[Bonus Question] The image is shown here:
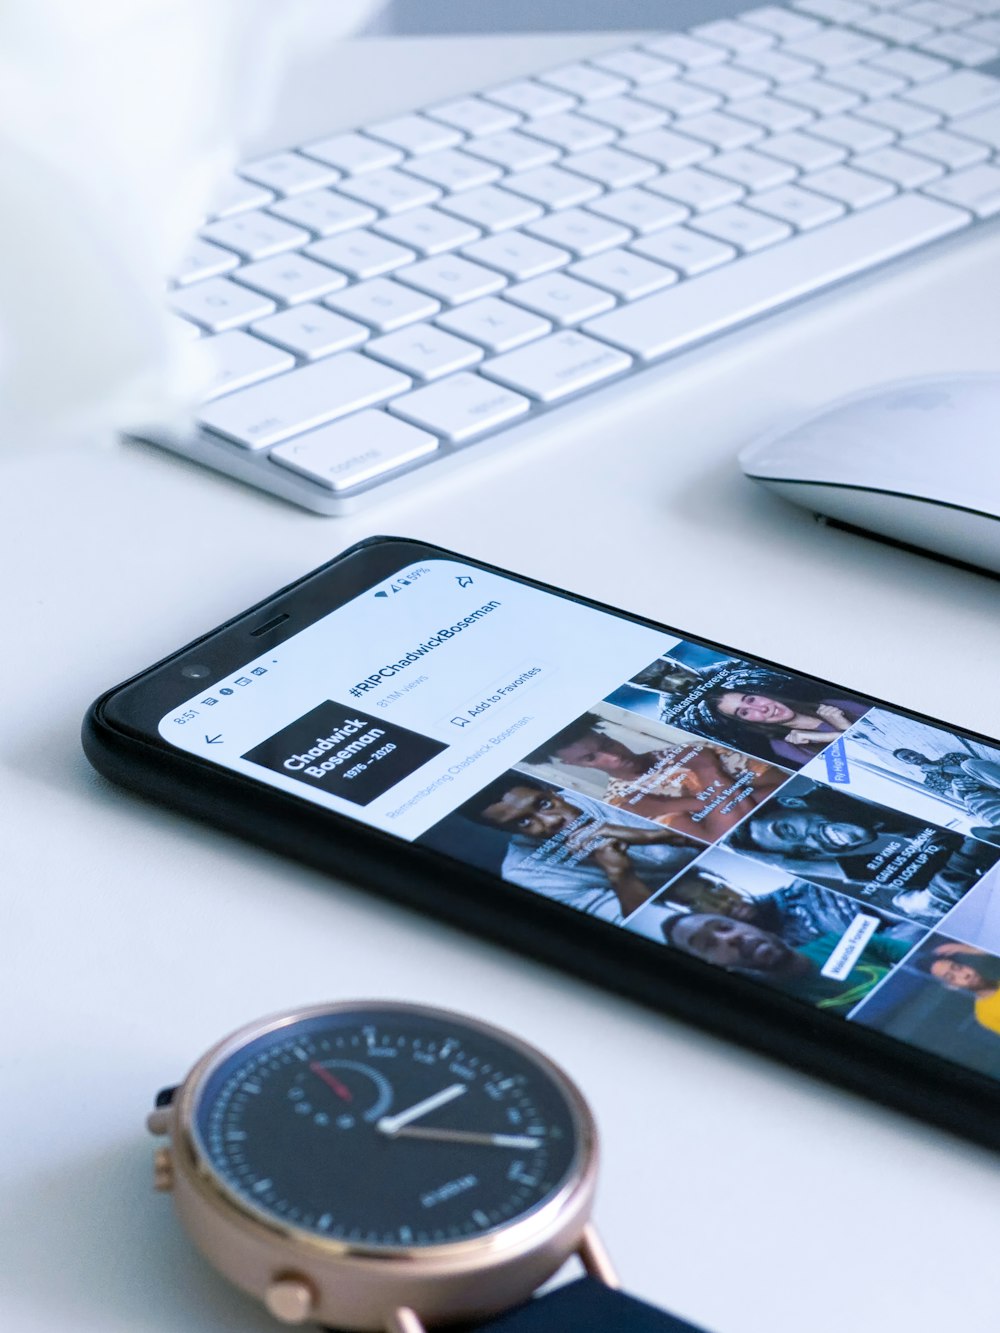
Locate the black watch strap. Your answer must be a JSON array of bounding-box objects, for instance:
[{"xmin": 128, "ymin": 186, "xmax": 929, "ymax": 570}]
[{"xmin": 471, "ymin": 1276, "xmax": 707, "ymax": 1333}]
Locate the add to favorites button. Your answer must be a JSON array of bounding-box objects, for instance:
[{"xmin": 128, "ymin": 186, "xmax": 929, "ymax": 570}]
[
  {"xmin": 821, "ymin": 914, "xmax": 880, "ymax": 981},
  {"xmin": 444, "ymin": 661, "xmax": 547, "ymax": 730}
]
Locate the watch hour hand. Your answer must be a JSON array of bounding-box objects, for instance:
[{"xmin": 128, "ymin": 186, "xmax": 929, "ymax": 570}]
[{"xmin": 376, "ymin": 1082, "xmax": 466, "ymax": 1135}]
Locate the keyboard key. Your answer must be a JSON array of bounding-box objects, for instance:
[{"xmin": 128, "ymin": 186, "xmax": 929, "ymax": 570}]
[
  {"xmin": 403, "ymin": 149, "xmax": 503, "ymax": 193},
  {"xmin": 852, "ymin": 145, "xmax": 945, "ymax": 186},
  {"xmin": 620, "ymin": 127, "xmax": 713, "ymax": 169},
  {"xmin": 325, "ymin": 278, "xmax": 440, "ymax": 331},
  {"xmin": 233, "ymin": 253, "xmax": 347, "ymax": 303},
  {"xmin": 439, "ymin": 186, "xmax": 544, "ymax": 232},
  {"xmin": 732, "ymin": 95, "xmax": 816, "ymax": 132},
  {"xmin": 484, "ymin": 79, "xmax": 576, "ymax": 119},
  {"xmin": 740, "ymin": 6, "xmax": 824, "ymax": 41},
  {"xmin": 757, "ymin": 130, "xmax": 847, "ymax": 171},
  {"xmin": 868, "ymin": 48, "xmax": 951, "ymax": 82},
  {"xmin": 577, "ymin": 95, "xmax": 668, "ymax": 134},
  {"xmin": 240, "ymin": 152, "xmax": 339, "ymax": 196},
  {"xmin": 751, "ymin": 183, "xmax": 847, "ymax": 228},
  {"xmin": 919, "ymin": 30, "xmax": 999, "ymax": 62},
  {"xmin": 303, "ymin": 132, "xmax": 402, "ymax": 175},
  {"xmin": 733, "ymin": 49, "xmax": 819, "ymax": 85},
  {"xmin": 436, "ymin": 297, "xmax": 553, "ymax": 352},
  {"xmin": 569, "ymin": 248, "xmax": 678, "ymax": 298},
  {"xmin": 199, "ymin": 211, "xmax": 310, "ymax": 261},
  {"xmin": 681, "ymin": 111, "xmax": 764, "ymax": 149},
  {"xmin": 793, "ymin": 0, "xmax": 873, "ymax": 21},
  {"xmin": 252, "ymin": 304, "xmax": 370, "ymax": 359},
  {"xmin": 635, "ymin": 79, "xmax": 721, "ymax": 117},
  {"xmin": 208, "ymin": 177, "xmax": 275, "ymax": 219},
  {"xmin": 503, "ymin": 165, "xmax": 602, "ymax": 209},
  {"xmin": 588, "ymin": 186, "xmax": 690, "ymax": 232},
  {"xmin": 365, "ymin": 323, "xmax": 483, "ymax": 379},
  {"xmin": 691, "ymin": 203, "xmax": 794, "ymax": 250},
  {"xmin": 646, "ymin": 167, "xmax": 744, "ymax": 212},
  {"xmin": 504, "ymin": 273, "xmax": 616, "ymax": 324},
  {"xmin": 374, "ymin": 207, "xmax": 481, "ymax": 255},
  {"xmin": 922, "ymin": 162, "xmax": 1000, "ymax": 214},
  {"xmin": 964, "ymin": 18, "xmax": 1000, "ymax": 43},
  {"xmin": 395, "ymin": 255, "xmax": 507, "ymax": 305},
  {"xmin": 825, "ymin": 64, "xmax": 908, "ymax": 99},
  {"xmin": 785, "ymin": 30, "xmax": 886, "ymax": 67},
  {"xmin": 426, "ymin": 96, "xmax": 521, "ymax": 137},
  {"xmin": 462, "ymin": 231, "xmax": 570, "ymax": 279},
  {"xmin": 270, "ymin": 190, "xmax": 377, "ymax": 238},
  {"xmin": 584, "ymin": 194, "xmax": 969, "ymax": 360},
  {"xmin": 803, "ymin": 164, "xmax": 898, "ymax": 207},
  {"xmin": 692, "ymin": 18, "xmax": 774, "ymax": 53},
  {"xmin": 538, "ymin": 63, "xmax": 629, "ymax": 101},
  {"xmin": 643, "ymin": 35, "xmax": 728, "ymax": 69},
  {"xmin": 367, "ymin": 114, "xmax": 463, "ymax": 156},
  {"xmin": 337, "ymin": 169, "xmax": 442, "ymax": 214},
  {"xmin": 563, "ymin": 147, "xmax": 659, "ymax": 188},
  {"xmin": 462, "ymin": 131, "xmax": 560, "ymax": 172},
  {"xmin": 521, "ymin": 112, "xmax": 616, "ymax": 153},
  {"xmin": 196, "ymin": 331, "xmax": 295, "ymax": 401},
  {"xmin": 687, "ymin": 65, "xmax": 771, "ymax": 101},
  {"xmin": 389, "ymin": 371, "xmax": 530, "ymax": 441},
  {"xmin": 306, "ymin": 231, "xmax": 416, "ymax": 280},
  {"xmin": 525, "ymin": 208, "xmax": 632, "ymax": 255},
  {"xmin": 856, "ymin": 96, "xmax": 942, "ymax": 135},
  {"xmin": 702, "ymin": 148, "xmax": 798, "ymax": 191},
  {"xmin": 854, "ymin": 13, "xmax": 935, "ymax": 41},
  {"xmin": 590, "ymin": 48, "xmax": 681, "ymax": 85},
  {"xmin": 171, "ymin": 238, "xmax": 239, "ymax": 286},
  {"xmin": 905, "ymin": 127, "xmax": 991, "ymax": 167},
  {"xmin": 481, "ymin": 329, "xmax": 632, "ymax": 402},
  {"xmin": 904, "ymin": 70, "xmax": 1000, "ymax": 115},
  {"xmin": 810, "ymin": 114, "xmax": 897, "ymax": 152},
  {"xmin": 779, "ymin": 78, "xmax": 861, "ymax": 115},
  {"xmin": 630, "ymin": 225, "xmax": 738, "ymax": 275},
  {"xmin": 198, "ymin": 353, "xmax": 411, "ymax": 448},
  {"xmin": 271, "ymin": 412, "xmax": 438, "ymax": 491},
  {"xmin": 169, "ymin": 278, "xmax": 276, "ymax": 332}
]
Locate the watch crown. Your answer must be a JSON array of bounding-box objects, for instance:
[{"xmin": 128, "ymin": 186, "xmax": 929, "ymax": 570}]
[
  {"xmin": 264, "ymin": 1275, "xmax": 317, "ymax": 1324},
  {"xmin": 152, "ymin": 1147, "xmax": 173, "ymax": 1192}
]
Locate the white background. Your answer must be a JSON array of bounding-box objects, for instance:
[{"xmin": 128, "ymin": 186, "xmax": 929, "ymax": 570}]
[{"xmin": 4, "ymin": 22, "xmax": 1000, "ymax": 1333}]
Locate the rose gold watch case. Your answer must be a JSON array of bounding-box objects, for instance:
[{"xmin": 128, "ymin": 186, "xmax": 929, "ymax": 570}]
[{"xmin": 156, "ymin": 1001, "xmax": 600, "ymax": 1331}]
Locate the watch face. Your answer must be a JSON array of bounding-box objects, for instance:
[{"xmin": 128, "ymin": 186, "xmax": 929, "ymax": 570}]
[{"xmin": 189, "ymin": 1004, "xmax": 584, "ymax": 1250}]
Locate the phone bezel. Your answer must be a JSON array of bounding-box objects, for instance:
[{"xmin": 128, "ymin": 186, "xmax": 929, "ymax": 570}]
[{"xmin": 83, "ymin": 534, "xmax": 1000, "ymax": 1153}]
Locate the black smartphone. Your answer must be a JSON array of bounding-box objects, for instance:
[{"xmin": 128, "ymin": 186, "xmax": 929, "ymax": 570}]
[{"xmin": 85, "ymin": 535, "xmax": 1000, "ymax": 1149}]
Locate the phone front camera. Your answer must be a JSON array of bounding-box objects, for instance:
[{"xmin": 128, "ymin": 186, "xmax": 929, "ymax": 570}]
[{"xmin": 181, "ymin": 664, "xmax": 211, "ymax": 680}]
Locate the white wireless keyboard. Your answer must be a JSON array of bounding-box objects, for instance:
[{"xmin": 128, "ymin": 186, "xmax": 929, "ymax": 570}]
[{"xmin": 150, "ymin": 0, "xmax": 1000, "ymax": 514}]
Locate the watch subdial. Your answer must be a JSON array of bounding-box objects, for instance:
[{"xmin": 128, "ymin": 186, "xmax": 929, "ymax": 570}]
[{"xmin": 288, "ymin": 1060, "xmax": 393, "ymax": 1131}]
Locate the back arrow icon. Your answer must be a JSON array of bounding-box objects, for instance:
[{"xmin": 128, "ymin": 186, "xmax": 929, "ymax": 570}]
[{"xmin": 205, "ymin": 734, "xmax": 223, "ymax": 744}]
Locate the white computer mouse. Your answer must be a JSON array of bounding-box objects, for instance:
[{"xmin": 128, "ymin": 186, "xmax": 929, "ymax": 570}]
[{"xmin": 739, "ymin": 374, "xmax": 1000, "ymax": 576}]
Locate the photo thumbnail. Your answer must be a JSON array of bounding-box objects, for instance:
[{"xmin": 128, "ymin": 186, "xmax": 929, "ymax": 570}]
[
  {"xmin": 803, "ymin": 708, "xmax": 1000, "ymax": 847},
  {"xmin": 719, "ymin": 776, "xmax": 1000, "ymax": 926},
  {"xmin": 416, "ymin": 770, "xmax": 704, "ymax": 924},
  {"xmin": 853, "ymin": 935, "xmax": 1000, "ymax": 1079},
  {"xmin": 628, "ymin": 845, "xmax": 925, "ymax": 948},
  {"xmin": 626, "ymin": 855, "xmax": 917, "ymax": 1015},
  {"xmin": 608, "ymin": 641, "xmax": 871, "ymax": 770},
  {"xmin": 517, "ymin": 702, "xmax": 790, "ymax": 842}
]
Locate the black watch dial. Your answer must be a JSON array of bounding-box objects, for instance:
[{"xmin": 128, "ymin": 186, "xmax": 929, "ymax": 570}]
[{"xmin": 191, "ymin": 1005, "xmax": 583, "ymax": 1249}]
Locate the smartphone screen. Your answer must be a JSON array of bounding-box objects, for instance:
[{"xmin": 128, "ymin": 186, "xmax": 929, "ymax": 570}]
[{"xmin": 153, "ymin": 550, "xmax": 1000, "ymax": 1087}]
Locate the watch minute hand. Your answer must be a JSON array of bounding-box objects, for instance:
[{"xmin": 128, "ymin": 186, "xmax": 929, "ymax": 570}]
[
  {"xmin": 391, "ymin": 1126, "xmax": 542, "ymax": 1149},
  {"xmin": 376, "ymin": 1082, "xmax": 467, "ymax": 1135}
]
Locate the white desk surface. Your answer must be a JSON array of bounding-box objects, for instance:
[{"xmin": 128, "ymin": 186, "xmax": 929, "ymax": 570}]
[{"xmin": 5, "ymin": 28, "xmax": 1000, "ymax": 1333}]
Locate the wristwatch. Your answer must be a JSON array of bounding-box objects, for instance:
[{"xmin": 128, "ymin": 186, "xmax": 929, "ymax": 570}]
[{"xmin": 146, "ymin": 1000, "xmax": 704, "ymax": 1332}]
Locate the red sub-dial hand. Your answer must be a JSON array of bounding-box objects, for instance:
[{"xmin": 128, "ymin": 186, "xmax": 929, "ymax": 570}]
[{"xmin": 309, "ymin": 1062, "xmax": 354, "ymax": 1103}]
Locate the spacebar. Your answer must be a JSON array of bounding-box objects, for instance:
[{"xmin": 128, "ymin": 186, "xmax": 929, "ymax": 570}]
[{"xmin": 582, "ymin": 195, "xmax": 971, "ymax": 363}]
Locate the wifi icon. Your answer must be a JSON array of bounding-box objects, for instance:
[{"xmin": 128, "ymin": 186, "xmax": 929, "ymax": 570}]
[{"xmin": 374, "ymin": 590, "xmax": 388, "ymax": 598}]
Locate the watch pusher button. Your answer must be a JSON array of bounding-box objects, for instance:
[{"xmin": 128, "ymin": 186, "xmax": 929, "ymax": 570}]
[
  {"xmin": 264, "ymin": 1274, "xmax": 317, "ymax": 1324},
  {"xmin": 152, "ymin": 1147, "xmax": 173, "ymax": 1192},
  {"xmin": 146, "ymin": 1107, "xmax": 171, "ymax": 1135}
]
